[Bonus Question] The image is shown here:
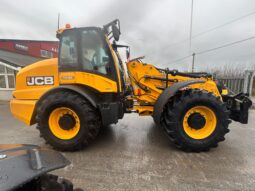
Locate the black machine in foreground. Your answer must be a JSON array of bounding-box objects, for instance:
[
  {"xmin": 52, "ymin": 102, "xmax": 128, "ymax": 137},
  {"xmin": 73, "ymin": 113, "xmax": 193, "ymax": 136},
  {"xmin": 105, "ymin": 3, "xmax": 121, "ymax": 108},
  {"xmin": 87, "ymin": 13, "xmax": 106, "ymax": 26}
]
[{"xmin": 0, "ymin": 144, "xmax": 83, "ymax": 191}]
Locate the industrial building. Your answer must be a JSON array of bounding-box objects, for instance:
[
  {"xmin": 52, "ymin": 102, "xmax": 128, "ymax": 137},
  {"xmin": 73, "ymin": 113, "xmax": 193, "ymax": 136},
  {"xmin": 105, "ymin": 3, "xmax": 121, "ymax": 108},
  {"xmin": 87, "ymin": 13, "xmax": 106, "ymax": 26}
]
[{"xmin": 0, "ymin": 39, "xmax": 58, "ymax": 100}]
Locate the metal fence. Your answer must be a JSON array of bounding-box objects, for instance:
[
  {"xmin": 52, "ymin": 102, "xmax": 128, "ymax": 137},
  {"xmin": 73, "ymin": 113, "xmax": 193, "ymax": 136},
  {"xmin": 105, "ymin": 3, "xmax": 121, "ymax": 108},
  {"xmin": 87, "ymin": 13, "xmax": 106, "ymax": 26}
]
[{"xmin": 217, "ymin": 70, "xmax": 254, "ymax": 96}]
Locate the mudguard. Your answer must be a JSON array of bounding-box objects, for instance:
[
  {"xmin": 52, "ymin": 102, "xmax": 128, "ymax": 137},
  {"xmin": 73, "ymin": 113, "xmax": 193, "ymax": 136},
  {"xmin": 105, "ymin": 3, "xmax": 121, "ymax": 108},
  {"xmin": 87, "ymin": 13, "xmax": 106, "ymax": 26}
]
[
  {"xmin": 0, "ymin": 144, "xmax": 70, "ymax": 191},
  {"xmin": 37, "ymin": 85, "xmax": 122, "ymax": 126},
  {"xmin": 38, "ymin": 85, "xmax": 97, "ymax": 108},
  {"xmin": 152, "ymin": 80, "xmax": 205, "ymax": 125}
]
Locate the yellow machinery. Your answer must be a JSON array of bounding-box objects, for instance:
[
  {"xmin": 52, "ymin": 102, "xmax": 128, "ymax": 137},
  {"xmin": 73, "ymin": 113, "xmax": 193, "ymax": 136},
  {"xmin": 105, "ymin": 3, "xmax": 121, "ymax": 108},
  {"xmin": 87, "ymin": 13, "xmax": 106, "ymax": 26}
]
[{"xmin": 10, "ymin": 20, "xmax": 252, "ymax": 152}]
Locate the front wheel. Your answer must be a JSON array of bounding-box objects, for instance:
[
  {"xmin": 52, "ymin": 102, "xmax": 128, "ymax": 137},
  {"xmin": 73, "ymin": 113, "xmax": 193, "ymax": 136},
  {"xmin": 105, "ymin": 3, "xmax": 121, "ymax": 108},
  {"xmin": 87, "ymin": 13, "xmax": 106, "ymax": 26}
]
[
  {"xmin": 161, "ymin": 90, "xmax": 231, "ymax": 152},
  {"xmin": 36, "ymin": 91, "xmax": 101, "ymax": 151}
]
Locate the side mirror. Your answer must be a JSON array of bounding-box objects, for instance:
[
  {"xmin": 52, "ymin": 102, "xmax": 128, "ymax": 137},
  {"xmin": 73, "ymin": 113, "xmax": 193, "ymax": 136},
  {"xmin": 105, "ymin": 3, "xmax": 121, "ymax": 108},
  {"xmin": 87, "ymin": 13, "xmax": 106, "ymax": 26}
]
[
  {"xmin": 103, "ymin": 19, "xmax": 121, "ymax": 41},
  {"xmin": 112, "ymin": 24, "xmax": 120, "ymax": 41}
]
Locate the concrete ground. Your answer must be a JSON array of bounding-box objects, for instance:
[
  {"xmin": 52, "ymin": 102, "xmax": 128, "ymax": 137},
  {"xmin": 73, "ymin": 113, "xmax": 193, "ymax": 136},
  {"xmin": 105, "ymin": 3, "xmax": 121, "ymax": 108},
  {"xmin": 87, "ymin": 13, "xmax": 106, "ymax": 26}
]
[
  {"xmin": 252, "ymin": 96, "xmax": 255, "ymax": 109},
  {"xmin": 0, "ymin": 102, "xmax": 255, "ymax": 191}
]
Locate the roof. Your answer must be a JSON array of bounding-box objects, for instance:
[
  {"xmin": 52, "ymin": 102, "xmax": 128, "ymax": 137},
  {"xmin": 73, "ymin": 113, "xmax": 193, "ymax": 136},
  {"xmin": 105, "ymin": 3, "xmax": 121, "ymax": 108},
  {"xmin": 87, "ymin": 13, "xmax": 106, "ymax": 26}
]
[
  {"xmin": 0, "ymin": 39, "xmax": 58, "ymax": 43},
  {"xmin": 0, "ymin": 49, "xmax": 42, "ymax": 67}
]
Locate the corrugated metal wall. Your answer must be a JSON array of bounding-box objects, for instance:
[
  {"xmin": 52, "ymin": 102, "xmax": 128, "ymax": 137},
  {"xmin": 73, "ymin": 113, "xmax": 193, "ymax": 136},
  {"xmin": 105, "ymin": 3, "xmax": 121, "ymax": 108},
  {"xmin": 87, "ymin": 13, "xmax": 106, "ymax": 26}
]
[
  {"xmin": 218, "ymin": 77, "xmax": 244, "ymax": 94},
  {"xmin": 217, "ymin": 70, "xmax": 254, "ymax": 96}
]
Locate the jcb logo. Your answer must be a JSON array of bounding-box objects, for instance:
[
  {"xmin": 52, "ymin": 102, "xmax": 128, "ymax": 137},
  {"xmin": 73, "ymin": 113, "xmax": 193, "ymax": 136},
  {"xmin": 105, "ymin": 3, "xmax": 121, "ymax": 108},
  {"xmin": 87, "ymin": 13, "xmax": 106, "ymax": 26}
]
[{"xmin": 27, "ymin": 76, "xmax": 54, "ymax": 86}]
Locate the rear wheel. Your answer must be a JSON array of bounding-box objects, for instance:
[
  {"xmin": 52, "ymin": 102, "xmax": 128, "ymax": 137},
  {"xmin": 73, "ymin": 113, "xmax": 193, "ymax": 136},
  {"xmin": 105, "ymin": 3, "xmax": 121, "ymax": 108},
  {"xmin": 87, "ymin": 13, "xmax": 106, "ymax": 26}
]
[
  {"xmin": 161, "ymin": 89, "xmax": 231, "ymax": 152},
  {"xmin": 36, "ymin": 91, "xmax": 101, "ymax": 151}
]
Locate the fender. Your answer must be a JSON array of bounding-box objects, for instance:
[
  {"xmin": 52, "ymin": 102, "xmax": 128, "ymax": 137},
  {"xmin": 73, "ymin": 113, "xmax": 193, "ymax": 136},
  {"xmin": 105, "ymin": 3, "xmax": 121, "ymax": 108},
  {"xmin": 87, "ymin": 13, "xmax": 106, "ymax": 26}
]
[
  {"xmin": 35, "ymin": 85, "xmax": 121, "ymax": 126},
  {"xmin": 37, "ymin": 85, "xmax": 98, "ymax": 108},
  {"xmin": 31, "ymin": 85, "xmax": 98, "ymax": 124},
  {"xmin": 152, "ymin": 80, "xmax": 205, "ymax": 125}
]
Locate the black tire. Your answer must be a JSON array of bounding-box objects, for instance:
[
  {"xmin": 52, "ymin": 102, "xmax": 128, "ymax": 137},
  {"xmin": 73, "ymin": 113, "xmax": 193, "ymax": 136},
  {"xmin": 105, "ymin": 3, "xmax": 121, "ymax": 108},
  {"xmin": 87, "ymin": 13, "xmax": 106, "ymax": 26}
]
[
  {"xmin": 36, "ymin": 91, "xmax": 101, "ymax": 151},
  {"xmin": 161, "ymin": 89, "xmax": 231, "ymax": 152}
]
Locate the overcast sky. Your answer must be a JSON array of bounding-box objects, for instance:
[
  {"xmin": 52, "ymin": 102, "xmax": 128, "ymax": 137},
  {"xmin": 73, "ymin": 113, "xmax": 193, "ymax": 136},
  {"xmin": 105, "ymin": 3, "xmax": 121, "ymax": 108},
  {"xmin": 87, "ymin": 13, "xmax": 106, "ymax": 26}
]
[{"xmin": 1, "ymin": 0, "xmax": 255, "ymax": 71}]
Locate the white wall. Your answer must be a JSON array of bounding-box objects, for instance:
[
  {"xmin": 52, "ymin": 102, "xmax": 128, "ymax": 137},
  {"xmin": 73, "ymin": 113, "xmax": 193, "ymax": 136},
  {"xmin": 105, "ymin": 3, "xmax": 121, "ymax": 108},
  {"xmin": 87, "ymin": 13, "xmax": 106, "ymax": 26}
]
[{"xmin": 0, "ymin": 90, "xmax": 13, "ymax": 101}]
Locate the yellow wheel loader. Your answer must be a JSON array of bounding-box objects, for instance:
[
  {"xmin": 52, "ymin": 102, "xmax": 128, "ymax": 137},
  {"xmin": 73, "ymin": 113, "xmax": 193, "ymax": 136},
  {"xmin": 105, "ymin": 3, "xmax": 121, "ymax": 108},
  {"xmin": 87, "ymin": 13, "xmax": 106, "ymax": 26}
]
[{"xmin": 10, "ymin": 20, "xmax": 252, "ymax": 152}]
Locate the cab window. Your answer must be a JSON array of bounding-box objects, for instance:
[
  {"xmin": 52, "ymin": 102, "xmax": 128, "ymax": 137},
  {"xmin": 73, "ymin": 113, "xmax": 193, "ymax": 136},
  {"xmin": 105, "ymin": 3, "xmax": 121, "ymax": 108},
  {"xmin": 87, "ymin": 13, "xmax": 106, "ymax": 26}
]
[
  {"xmin": 59, "ymin": 33, "xmax": 78, "ymax": 67},
  {"xmin": 81, "ymin": 30, "xmax": 111, "ymax": 75}
]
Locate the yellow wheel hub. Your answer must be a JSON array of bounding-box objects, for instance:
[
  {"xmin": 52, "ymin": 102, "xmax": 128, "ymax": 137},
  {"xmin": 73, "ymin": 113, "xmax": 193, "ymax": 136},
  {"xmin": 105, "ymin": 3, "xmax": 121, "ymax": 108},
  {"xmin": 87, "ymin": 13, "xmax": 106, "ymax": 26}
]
[
  {"xmin": 48, "ymin": 107, "xmax": 80, "ymax": 140},
  {"xmin": 183, "ymin": 106, "xmax": 217, "ymax": 139}
]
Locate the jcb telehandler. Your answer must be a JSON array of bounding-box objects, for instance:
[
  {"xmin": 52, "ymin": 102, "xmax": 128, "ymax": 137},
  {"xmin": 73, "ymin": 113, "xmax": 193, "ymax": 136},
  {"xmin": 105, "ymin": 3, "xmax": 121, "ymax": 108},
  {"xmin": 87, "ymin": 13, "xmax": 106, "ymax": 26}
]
[{"xmin": 10, "ymin": 20, "xmax": 252, "ymax": 152}]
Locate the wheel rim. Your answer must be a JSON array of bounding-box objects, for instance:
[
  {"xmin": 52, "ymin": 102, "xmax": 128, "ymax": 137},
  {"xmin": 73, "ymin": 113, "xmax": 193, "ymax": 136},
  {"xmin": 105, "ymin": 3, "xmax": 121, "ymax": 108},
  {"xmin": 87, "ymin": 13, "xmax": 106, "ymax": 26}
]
[
  {"xmin": 48, "ymin": 107, "xmax": 80, "ymax": 140},
  {"xmin": 183, "ymin": 106, "xmax": 217, "ymax": 139}
]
